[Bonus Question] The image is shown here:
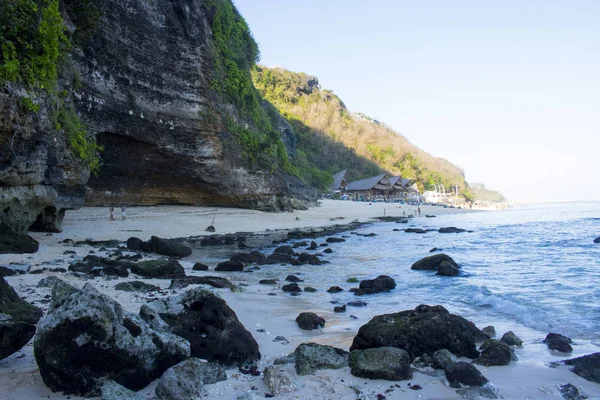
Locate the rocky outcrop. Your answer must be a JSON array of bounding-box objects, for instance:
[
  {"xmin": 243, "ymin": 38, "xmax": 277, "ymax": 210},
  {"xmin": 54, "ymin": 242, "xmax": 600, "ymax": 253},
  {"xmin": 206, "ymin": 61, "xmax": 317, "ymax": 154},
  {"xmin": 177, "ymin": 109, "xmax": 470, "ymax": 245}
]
[
  {"xmin": 445, "ymin": 362, "xmax": 488, "ymax": 387},
  {"xmin": 114, "ymin": 281, "xmax": 160, "ymax": 293},
  {"xmin": 155, "ymin": 358, "xmax": 227, "ymax": 400},
  {"xmin": 475, "ymin": 339, "xmax": 516, "ymax": 366},
  {"xmin": 594, "ymin": 237, "xmax": 600, "ymax": 243},
  {"xmin": 263, "ymin": 366, "xmax": 300, "ymax": 396},
  {"xmin": 349, "ymin": 347, "xmax": 412, "ymax": 380},
  {"xmin": 433, "ymin": 349, "xmax": 458, "ymax": 370},
  {"xmin": 127, "ymin": 236, "xmax": 191, "ymax": 258},
  {"xmin": 500, "ymin": 331, "xmax": 523, "ymax": 346},
  {"xmin": 411, "ymin": 254, "xmax": 459, "ymax": 271},
  {"xmin": 350, "ymin": 305, "xmax": 485, "ymax": 359},
  {"xmin": 296, "ymin": 312, "xmax": 325, "ymax": 330},
  {"xmin": 0, "ymin": 277, "xmax": 43, "ymax": 360},
  {"xmin": 543, "ymin": 333, "xmax": 573, "ymax": 353},
  {"xmin": 33, "ymin": 284, "xmax": 189, "ymax": 396},
  {"xmin": 141, "ymin": 288, "xmax": 260, "ymax": 366},
  {"xmin": 294, "ymin": 343, "xmax": 348, "ymax": 375},
  {"xmin": 564, "ymin": 353, "xmax": 600, "ymax": 384},
  {"xmin": 0, "ymin": 225, "xmax": 39, "ymax": 253},
  {"xmin": 130, "ymin": 259, "xmax": 186, "ymax": 279},
  {"xmin": 353, "ymin": 275, "xmax": 396, "ymax": 296}
]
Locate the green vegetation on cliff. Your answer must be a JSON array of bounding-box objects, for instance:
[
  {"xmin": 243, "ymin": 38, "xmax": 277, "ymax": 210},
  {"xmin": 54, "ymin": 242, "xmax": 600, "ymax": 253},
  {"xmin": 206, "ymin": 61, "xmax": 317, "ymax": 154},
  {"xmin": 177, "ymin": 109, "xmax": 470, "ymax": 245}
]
[
  {"xmin": 202, "ymin": 0, "xmax": 294, "ymax": 174},
  {"xmin": 252, "ymin": 66, "xmax": 473, "ymax": 197},
  {"xmin": 0, "ymin": 0, "xmax": 100, "ymax": 173}
]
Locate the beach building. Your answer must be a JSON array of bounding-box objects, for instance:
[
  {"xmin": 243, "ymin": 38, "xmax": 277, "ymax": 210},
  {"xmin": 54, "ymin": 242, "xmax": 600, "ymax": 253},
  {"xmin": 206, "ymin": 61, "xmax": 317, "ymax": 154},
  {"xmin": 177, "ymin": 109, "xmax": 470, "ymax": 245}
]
[
  {"xmin": 344, "ymin": 173, "xmax": 413, "ymax": 201},
  {"xmin": 328, "ymin": 169, "xmax": 348, "ymax": 193}
]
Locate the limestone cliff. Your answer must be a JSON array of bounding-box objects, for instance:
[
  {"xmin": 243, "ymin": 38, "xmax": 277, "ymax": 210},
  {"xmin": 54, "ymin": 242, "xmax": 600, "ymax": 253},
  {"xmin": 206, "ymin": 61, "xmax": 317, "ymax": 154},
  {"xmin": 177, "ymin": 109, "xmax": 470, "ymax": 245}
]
[{"xmin": 0, "ymin": 0, "xmax": 316, "ymax": 234}]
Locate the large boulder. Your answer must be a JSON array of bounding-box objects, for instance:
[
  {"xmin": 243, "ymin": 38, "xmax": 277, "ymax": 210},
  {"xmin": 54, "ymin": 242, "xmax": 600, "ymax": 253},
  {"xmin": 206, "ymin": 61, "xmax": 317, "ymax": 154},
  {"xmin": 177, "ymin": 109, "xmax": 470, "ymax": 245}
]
[
  {"xmin": 131, "ymin": 259, "xmax": 186, "ymax": 279},
  {"xmin": 141, "ymin": 288, "xmax": 260, "ymax": 366},
  {"xmin": 350, "ymin": 305, "xmax": 485, "ymax": 359},
  {"xmin": 34, "ymin": 284, "xmax": 190, "ymax": 396},
  {"xmin": 349, "ymin": 347, "xmax": 412, "ymax": 380},
  {"xmin": 500, "ymin": 331, "xmax": 523, "ymax": 346},
  {"xmin": 433, "ymin": 349, "xmax": 458, "ymax": 370},
  {"xmin": 155, "ymin": 358, "xmax": 226, "ymax": 400},
  {"xmin": 150, "ymin": 236, "xmax": 192, "ymax": 258},
  {"xmin": 411, "ymin": 254, "xmax": 459, "ymax": 271},
  {"xmin": 266, "ymin": 253, "xmax": 292, "ymax": 264},
  {"xmin": 445, "ymin": 362, "xmax": 488, "ymax": 387},
  {"xmin": 215, "ymin": 260, "xmax": 244, "ymax": 271},
  {"xmin": 295, "ymin": 312, "xmax": 325, "ymax": 330},
  {"xmin": 543, "ymin": 333, "xmax": 573, "ymax": 353},
  {"xmin": 353, "ymin": 275, "xmax": 396, "ymax": 296},
  {"xmin": 0, "ymin": 276, "xmax": 42, "ymax": 360},
  {"xmin": 436, "ymin": 261, "xmax": 460, "ymax": 276},
  {"xmin": 0, "ymin": 224, "xmax": 39, "ymax": 254},
  {"xmin": 273, "ymin": 245, "xmax": 294, "ymax": 255},
  {"xmin": 263, "ymin": 366, "xmax": 300, "ymax": 396},
  {"xmin": 474, "ymin": 339, "xmax": 516, "ymax": 366},
  {"xmin": 230, "ymin": 251, "xmax": 266, "ymax": 265},
  {"xmin": 295, "ymin": 343, "xmax": 348, "ymax": 375},
  {"xmin": 564, "ymin": 353, "xmax": 600, "ymax": 384}
]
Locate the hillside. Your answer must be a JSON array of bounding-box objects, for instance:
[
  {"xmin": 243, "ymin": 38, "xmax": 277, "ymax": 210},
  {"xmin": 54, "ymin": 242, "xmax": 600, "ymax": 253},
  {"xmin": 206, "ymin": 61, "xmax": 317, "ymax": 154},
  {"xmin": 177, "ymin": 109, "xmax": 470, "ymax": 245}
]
[
  {"xmin": 470, "ymin": 183, "xmax": 506, "ymax": 203},
  {"xmin": 252, "ymin": 67, "xmax": 473, "ymax": 198}
]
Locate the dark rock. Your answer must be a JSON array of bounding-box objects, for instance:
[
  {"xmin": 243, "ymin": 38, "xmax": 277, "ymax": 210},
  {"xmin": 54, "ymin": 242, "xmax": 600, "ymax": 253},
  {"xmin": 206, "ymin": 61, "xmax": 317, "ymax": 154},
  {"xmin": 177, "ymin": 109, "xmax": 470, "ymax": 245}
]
[
  {"xmin": 326, "ymin": 237, "xmax": 345, "ymax": 243},
  {"xmin": 131, "ymin": 259, "xmax": 186, "ymax": 279},
  {"xmin": 141, "ymin": 288, "xmax": 260, "ymax": 366},
  {"xmin": 266, "ymin": 253, "xmax": 291, "ymax": 264},
  {"xmin": 445, "ymin": 362, "xmax": 488, "ymax": 387},
  {"xmin": 322, "ymin": 248, "xmax": 333, "ymax": 254},
  {"xmin": 327, "ymin": 286, "xmax": 343, "ymax": 293},
  {"xmin": 350, "ymin": 347, "xmax": 412, "ymax": 381},
  {"xmin": 215, "ymin": 260, "xmax": 244, "ymax": 272},
  {"xmin": 295, "ymin": 343, "xmax": 348, "ymax": 375},
  {"xmin": 433, "ymin": 349, "xmax": 458, "ymax": 370},
  {"xmin": 285, "ymin": 275, "xmax": 303, "ymax": 282},
  {"xmin": 303, "ymin": 286, "xmax": 317, "ymax": 292},
  {"xmin": 354, "ymin": 275, "xmax": 396, "ymax": 296},
  {"xmin": 230, "ymin": 251, "xmax": 266, "ymax": 265},
  {"xmin": 0, "ymin": 225, "xmax": 39, "ymax": 254},
  {"xmin": 293, "ymin": 241, "xmax": 308, "ymax": 248},
  {"xmin": 320, "ymin": 243, "xmax": 328, "ymax": 247},
  {"xmin": 0, "ymin": 266, "xmax": 18, "ymax": 277},
  {"xmin": 114, "ymin": 281, "xmax": 160, "ymax": 293},
  {"xmin": 36, "ymin": 276, "xmax": 63, "ymax": 288},
  {"xmin": 475, "ymin": 339, "xmax": 516, "ymax": 366},
  {"xmin": 296, "ymin": 252, "xmax": 323, "ymax": 265},
  {"xmin": 544, "ymin": 333, "xmax": 573, "ymax": 353},
  {"xmin": 274, "ymin": 354, "xmax": 295, "ymax": 365},
  {"xmin": 594, "ymin": 237, "xmax": 600, "ymax": 243},
  {"xmin": 500, "ymin": 331, "xmax": 523, "ymax": 346},
  {"xmin": 308, "ymin": 241, "xmax": 318, "ymax": 250},
  {"xmin": 274, "ymin": 245, "xmax": 294, "ymax": 255},
  {"xmin": 168, "ymin": 276, "xmax": 234, "ymax": 290},
  {"xmin": 411, "ymin": 253, "xmax": 459, "ymax": 271},
  {"xmin": 560, "ymin": 383, "xmax": 586, "ymax": 400},
  {"xmin": 259, "ymin": 279, "xmax": 278, "ymax": 285},
  {"xmin": 155, "ymin": 358, "xmax": 227, "ymax": 400},
  {"xmin": 69, "ymin": 255, "xmax": 134, "ymax": 277},
  {"xmin": 192, "ymin": 262, "xmax": 209, "ymax": 271},
  {"xmin": 350, "ymin": 304, "xmax": 485, "ymax": 359},
  {"xmin": 63, "ymin": 250, "xmax": 77, "ymax": 255},
  {"xmin": 429, "ymin": 247, "xmax": 442, "ymax": 252},
  {"xmin": 439, "ymin": 227, "xmax": 467, "ymax": 233},
  {"xmin": 150, "ymin": 236, "xmax": 192, "ymax": 258},
  {"xmin": 126, "ymin": 237, "xmax": 148, "ymax": 252},
  {"xmin": 282, "ymin": 283, "xmax": 302, "ymax": 293},
  {"xmin": 34, "ymin": 284, "xmax": 189, "ymax": 396},
  {"xmin": 75, "ymin": 239, "xmax": 122, "ymax": 248},
  {"xmin": 482, "ymin": 326, "xmax": 496, "ymax": 338},
  {"xmin": 564, "ymin": 352, "xmax": 600, "ymax": 383},
  {"xmin": 0, "ymin": 277, "xmax": 43, "ymax": 360},
  {"xmin": 295, "ymin": 312, "xmax": 325, "ymax": 330},
  {"xmin": 347, "ymin": 301, "xmax": 367, "ymax": 307},
  {"xmin": 405, "ymin": 228, "xmax": 426, "ymax": 234},
  {"xmin": 436, "ymin": 261, "xmax": 460, "ymax": 276},
  {"xmin": 334, "ymin": 305, "xmax": 346, "ymax": 313}
]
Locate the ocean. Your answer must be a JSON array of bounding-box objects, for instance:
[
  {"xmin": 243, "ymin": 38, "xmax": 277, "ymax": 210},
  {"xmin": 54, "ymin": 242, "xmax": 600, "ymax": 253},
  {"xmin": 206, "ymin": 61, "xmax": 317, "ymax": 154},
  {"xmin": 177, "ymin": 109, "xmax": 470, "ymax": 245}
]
[{"xmin": 210, "ymin": 201, "xmax": 600, "ymax": 349}]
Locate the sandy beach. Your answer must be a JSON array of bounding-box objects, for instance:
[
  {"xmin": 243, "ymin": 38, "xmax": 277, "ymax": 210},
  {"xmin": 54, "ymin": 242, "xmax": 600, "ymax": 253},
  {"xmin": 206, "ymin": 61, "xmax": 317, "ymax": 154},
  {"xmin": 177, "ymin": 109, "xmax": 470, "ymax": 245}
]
[{"xmin": 1, "ymin": 200, "xmax": 599, "ymax": 400}]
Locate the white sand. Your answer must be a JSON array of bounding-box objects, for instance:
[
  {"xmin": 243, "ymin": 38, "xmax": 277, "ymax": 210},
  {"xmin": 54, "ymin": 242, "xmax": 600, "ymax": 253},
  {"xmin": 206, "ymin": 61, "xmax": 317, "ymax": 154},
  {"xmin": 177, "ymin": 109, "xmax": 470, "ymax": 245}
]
[{"xmin": 1, "ymin": 201, "xmax": 599, "ymax": 400}]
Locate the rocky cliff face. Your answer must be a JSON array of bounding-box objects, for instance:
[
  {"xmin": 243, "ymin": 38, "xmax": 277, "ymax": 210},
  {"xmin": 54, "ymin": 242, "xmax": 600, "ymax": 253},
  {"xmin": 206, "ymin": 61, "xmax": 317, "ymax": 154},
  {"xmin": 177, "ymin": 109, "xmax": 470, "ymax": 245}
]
[
  {"xmin": 0, "ymin": 0, "xmax": 316, "ymax": 234},
  {"xmin": 0, "ymin": 87, "xmax": 89, "ymax": 234},
  {"xmin": 75, "ymin": 0, "xmax": 313, "ymax": 209}
]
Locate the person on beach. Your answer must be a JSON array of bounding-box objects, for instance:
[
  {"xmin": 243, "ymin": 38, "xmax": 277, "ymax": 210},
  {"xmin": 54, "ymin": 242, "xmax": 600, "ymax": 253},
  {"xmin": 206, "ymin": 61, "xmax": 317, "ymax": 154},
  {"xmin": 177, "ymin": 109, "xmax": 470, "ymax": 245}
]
[
  {"xmin": 109, "ymin": 206, "xmax": 115, "ymax": 221},
  {"xmin": 121, "ymin": 205, "xmax": 126, "ymax": 220},
  {"xmin": 417, "ymin": 206, "xmax": 421, "ymax": 216}
]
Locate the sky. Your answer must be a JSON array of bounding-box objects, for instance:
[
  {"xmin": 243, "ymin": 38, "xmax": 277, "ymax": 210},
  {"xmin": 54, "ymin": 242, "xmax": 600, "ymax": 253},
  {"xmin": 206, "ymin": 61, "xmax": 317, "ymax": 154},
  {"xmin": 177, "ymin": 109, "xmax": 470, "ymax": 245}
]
[{"xmin": 234, "ymin": 0, "xmax": 600, "ymax": 202}]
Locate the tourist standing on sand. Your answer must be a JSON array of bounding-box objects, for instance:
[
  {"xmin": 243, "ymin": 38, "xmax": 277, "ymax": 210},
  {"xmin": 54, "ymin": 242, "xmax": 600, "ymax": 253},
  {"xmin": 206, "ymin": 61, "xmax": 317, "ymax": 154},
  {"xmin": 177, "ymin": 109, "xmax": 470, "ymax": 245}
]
[
  {"xmin": 121, "ymin": 205, "xmax": 126, "ymax": 220},
  {"xmin": 109, "ymin": 206, "xmax": 115, "ymax": 221},
  {"xmin": 418, "ymin": 206, "xmax": 421, "ymax": 216}
]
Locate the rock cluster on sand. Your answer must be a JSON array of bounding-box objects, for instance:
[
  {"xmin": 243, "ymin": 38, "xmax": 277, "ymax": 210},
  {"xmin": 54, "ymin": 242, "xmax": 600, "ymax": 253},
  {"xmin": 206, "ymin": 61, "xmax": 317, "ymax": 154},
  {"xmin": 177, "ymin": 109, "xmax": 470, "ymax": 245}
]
[
  {"xmin": 34, "ymin": 284, "xmax": 190, "ymax": 396},
  {"xmin": 155, "ymin": 358, "xmax": 227, "ymax": 400},
  {"xmin": 0, "ymin": 224, "xmax": 39, "ymax": 254},
  {"xmin": 295, "ymin": 343, "xmax": 348, "ymax": 375},
  {"xmin": 295, "ymin": 312, "xmax": 325, "ymax": 330},
  {"xmin": 543, "ymin": 333, "xmax": 573, "ymax": 353},
  {"xmin": 352, "ymin": 275, "xmax": 396, "ymax": 296},
  {"xmin": 475, "ymin": 339, "xmax": 517, "ymax": 366},
  {"xmin": 500, "ymin": 330, "xmax": 523, "ymax": 346},
  {"xmin": 564, "ymin": 353, "xmax": 600, "ymax": 384},
  {"xmin": 131, "ymin": 259, "xmax": 186, "ymax": 279},
  {"xmin": 127, "ymin": 236, "xmax": 192, "ymax": 257},
  {"xmin": 445, "ymin": 362, "xmax": 489, "ymax": 387},
  {"xmin": 349, "ymin": 347, "xmax": 412, "ymax": 380},
  {"xmin": 141, "ymin": 288, "xmax": 260, "ymax": 366},
  {"xmin": 350, "ymin": 304, "xmax": 485, "ymax": 359},
  {"xmin": 0, "ymin": 276, "xmax": 43, "ymax": 360}
]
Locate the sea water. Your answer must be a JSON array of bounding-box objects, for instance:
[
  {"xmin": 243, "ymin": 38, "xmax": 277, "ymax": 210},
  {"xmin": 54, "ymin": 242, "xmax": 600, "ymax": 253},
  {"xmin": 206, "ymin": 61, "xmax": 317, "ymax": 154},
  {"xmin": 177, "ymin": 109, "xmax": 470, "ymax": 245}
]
[{"xmin": 209, "ymin": 202, "xmax": 600, "ymax": 348}]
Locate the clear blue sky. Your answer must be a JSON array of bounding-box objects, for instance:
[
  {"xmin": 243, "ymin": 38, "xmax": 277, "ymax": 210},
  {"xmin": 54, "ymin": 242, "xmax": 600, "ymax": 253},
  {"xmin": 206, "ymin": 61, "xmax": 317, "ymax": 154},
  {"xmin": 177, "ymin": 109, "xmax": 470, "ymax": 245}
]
[{"xmin": 235, "ymin": 0, "xmax": 600, "ymax": 202}]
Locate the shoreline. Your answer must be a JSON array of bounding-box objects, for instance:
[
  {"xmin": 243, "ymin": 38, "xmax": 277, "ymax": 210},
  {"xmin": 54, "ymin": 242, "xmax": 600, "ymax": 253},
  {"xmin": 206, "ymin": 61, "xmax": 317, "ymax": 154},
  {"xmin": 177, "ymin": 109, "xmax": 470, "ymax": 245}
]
[{"xmin": 1, "ymin": 201, "xmax": 599, "ymax": 399}]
